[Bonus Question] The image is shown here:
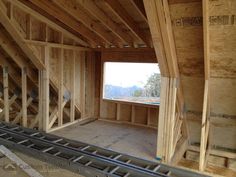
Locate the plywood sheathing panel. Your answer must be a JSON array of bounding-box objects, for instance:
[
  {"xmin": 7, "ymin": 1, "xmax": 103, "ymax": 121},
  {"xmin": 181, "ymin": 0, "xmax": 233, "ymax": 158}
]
[
  {"xmin": 181, "ymin": 76, "xmax": 204, "ymax": 112},
  {"xmin": 209, "ymin": 0, "xmax": 236, "ymax": 78},
  {"xmin": 210, "ymin": 78, "xmax": 236, "ymax": 116},
  {"xmin": 134, "ymin": 106, "xmax": 147, "ymax": 125},
  {"xmin": 170, "ymin": 2, "xmax": 204, "ymax": 77},
  {"xmin": 120, "ymin": 104, "xmax": 132, "ymax": 122},
  {"xmin": 100, "ymin": 101, "xmax": 117, "ymax": 120}
]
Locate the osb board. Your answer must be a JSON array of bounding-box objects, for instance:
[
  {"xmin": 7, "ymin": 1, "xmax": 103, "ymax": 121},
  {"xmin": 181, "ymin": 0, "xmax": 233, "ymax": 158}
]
[
  {"xmin": 148, "ymin": 107, "xmax": 159, "ymax": 126},
  {"xmin": 186, "ymin": 150, "xmax": 226, "ymax": 168},
  {"xmin": 211, "ymin": 125, "xmax": 236, "ymax": 150},
  {"xmin": 181, "ymin": 76, "xmax": 204, "ymax": 112},
  {"xmin": 134, "ymin": 106, "xmax": 147, "ymax": 125},
  {"xmin": 209, "ymin": 0, "xmax": 236, "ymax": 78},
  {"xmin": 210, "ymin": 78, "xmax": 236, "ymax": 116},
  {"xmin": 100, "ymin": 101, "xmax": 117, "ymax": 120},
  {"xmin": 187, "ymin": 120, "xmax": 201, "ymax": 144},
  {"xmin": 170, "ymin": 2, "xmax": 204, "ymax": 77},
  {"xmin": 119, "ymin": 104, "xmax": 132, "ymax": 122}
]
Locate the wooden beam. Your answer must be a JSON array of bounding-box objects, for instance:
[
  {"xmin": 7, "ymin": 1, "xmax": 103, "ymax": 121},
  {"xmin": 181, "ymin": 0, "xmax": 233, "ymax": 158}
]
[
  {"xmin": 25, "ymin": 39, "xmax": 90, "ymax": 51},
  {"xmin": 22, "ymin": 67, "xmax": 27, "ymax": 127},
  {"xmin": 12, "ymin": 97, "xmax": 33, "ymax": 124},
  {"xmin": 42, "ymin": 46, "xmax": 50, "ymax": 132},
  {"xmin": 26, "ymin": 14, "xmax": 32, "ymax": 40},
  {"xmin": 104, "ymin": 0, "xmax": 149, "ymax": 46},
  {"xmin": 143, "ymin": 0, "xmax": 169, "ymax": 76},
  {"xmin": 116, "ymin": 103, "xmax": 121, "ymax": 121},
  {"xmin": 0, "ymin": 94, "xmax": 18, "ymax": 120},
  {"xmin": 131, "ymin": 105, "xmax": 135, "ymax": 123},
  {"xmin": 129, "ymin": 0, "xmax": 147, "ymax": 23},
  {"xmin": 154, "ymin": 0, "xmax": 179, "ymax": 78},
  {"xmin": 9, "ymin": 0, "xmax": 89, "ymax": 47},
  {"xmin": 26, "ymin": 0, "xmax": 105, "ymax": 47},
  {"xmin": 3, "ymin": 67, "xmax": 9, "ymax": 122},
  {"xmin": 199, "ymin": 80, "xmax": 209, "ymax": 171},
  {"xmin": 70, "ymin": 51, "xmax": 75, "ymax": 122},
  {"xmin": 203, "ymin": 0, "xmax": 210, "ymax": 79},
  {"xmin": 52, "ymin": 0, "xmax": 121, "ymax": 47},
  {"xmin": 0, "ymin": 29, "xmax": 38, "ymax": 87},
  {"xmin": 58, "ymin": 49, "xmax": 64, "ymax": 126},
  {"xmin": 76, "ymin": 0, "xmax": 132, "ymax": 45},
  {"xmin": 0, "ymin": 0, "xmax": 45, "ymax": 70}
]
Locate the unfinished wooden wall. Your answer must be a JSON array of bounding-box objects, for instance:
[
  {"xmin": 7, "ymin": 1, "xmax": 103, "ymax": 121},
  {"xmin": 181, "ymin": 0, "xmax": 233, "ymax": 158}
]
[
  {"xmin": 0, "ymin": 1, "xmax": 97, "ymax": 133},
  {"xmin": 169, "ymin": 0, "xmax": 236, "ymax": 171}
]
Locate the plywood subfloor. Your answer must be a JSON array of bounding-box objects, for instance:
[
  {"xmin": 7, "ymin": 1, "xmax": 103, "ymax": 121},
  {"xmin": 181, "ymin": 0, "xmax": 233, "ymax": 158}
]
[{"xmin": 53, "ymin": 120, "xmax": 157, "ymax": 161}]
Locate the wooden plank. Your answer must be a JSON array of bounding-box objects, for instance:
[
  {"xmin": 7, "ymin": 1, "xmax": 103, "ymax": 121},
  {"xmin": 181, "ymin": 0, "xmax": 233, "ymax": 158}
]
[
  {"xmin": 0, "ymin": 94, "xmax": 18, "ymax": 120},
  {"xmin": 76, "ymin": 0, "xmax": 132, "ymax": 45},
  {"xmin": 156, "ymin": 77, "xmax": 169, "ymax": 159},
  {"xmin": 116, "ymin": 103, "xmax": 121, "ymax": 121},
  {"xmin": 27, "ymin": 0, "xmax": 104, "ymax": 47},
  {"xmin": 26, "ymin": 14, "xmax": 32, "ymax": 40},
  {"xmin": 52, "ymin": 0, "xmax": 120, "ymax": 46},
  {"xmin": 70, "ymin": 51, "xmax": 75, "ymax": 122},
  {"xmin": 143, "ymin": 0, "xmax": 169, "ymax": 76},
  {"xmin": 155, "ymin": 0, "xmax": 179, "ymax": 77},
  {"xmin": 21, "ymin": 67, "xmax": 27, "ymax": 127},
  {"xmin": 0, "ymin": 0, "xmax": 45, "ymax": 70},
  {"xmin": 3, "ymin": 67, "xmax": 9, "ymax": 123},
  {"xmin": 131, "ymin": 105, "xmax": 135, "ymax": 123},
  {"xmin": 104, "ymin": 0, "xmax": 150, "ymax": 46},
  {"xmin": 12, "ymin": 97, "xmax": 33, "ymax": 124},
  {"xmin": 25, "ymin": 39, "xmax": 90, "ymax": 51},
  {"xmin": 203, "ymin": 0, "xmax": 210, "ymax": 79},
  {"xmin": 129, "ymin": 0, "xmax": 147, "ymax": 23},
  {"xmin": 58, "ymin": 49, "xmax": 64, "ymax": 126},
  {"xmin": 9, "ymin": 0, "xmax": 88, "ymax": 47},
  {"xmin": 42, "ymin": 46, "xmax": 50, "ymax": 132},
  {"xmin": 199, "ymin": 80, "xmax": 209, "ymax": 171}
]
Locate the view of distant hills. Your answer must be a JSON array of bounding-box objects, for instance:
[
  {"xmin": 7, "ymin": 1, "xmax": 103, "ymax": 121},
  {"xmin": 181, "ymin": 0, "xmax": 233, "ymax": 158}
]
[{"xmin": 104, "ymin": 84, "xmax": 142, "ymax": 99}]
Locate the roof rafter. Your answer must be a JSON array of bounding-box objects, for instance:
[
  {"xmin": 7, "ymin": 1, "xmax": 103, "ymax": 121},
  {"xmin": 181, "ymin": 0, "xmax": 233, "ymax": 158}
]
[
  {"xmin": 23, "ymin": 0, "xmax": 106, "ymax": 47},
  {"xmin": 76, "ymin": 0, "xmax": 132, "ymax": 45},
  {"xmin": 0, "ymin": 0, "xmax": 45, "ymax": 70},
  {"xmin": 9, "ymin": 0, "xmax": 89, "ymax": 47},
  {"xmin": 0, "ymin": 28, "xmax": 38, "ymax": 85},
  {"xmin": 129, "ymin": 0, "xmax": 148, "ymax": 23},
  {"xmin": 52, "ymin": 0, "xmax": 121, "ymax": 47},
  {"xmin": 104, "ymin": 0, "xmax": 150, "ymax": 46}
]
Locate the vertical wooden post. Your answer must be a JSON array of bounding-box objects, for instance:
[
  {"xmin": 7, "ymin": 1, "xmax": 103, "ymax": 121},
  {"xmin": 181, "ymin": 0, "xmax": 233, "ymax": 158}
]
[
  {"xmin": 80, "ymin": 52, "xmax": 86, "ymax": 118},
  {"xmin": 58, "ymin": 49, "xmax": 64, "ymax": 126},
  {"xmin": 6, "ymin": 2, "xmax": 13, "ymax": 19},
  {"xmin": 38, "ymin": 70, "xmax": 42, "ymax": 129},
  {"xmin": 199, "ymin": 80, "xmax": 209, "ymax": 171},
  {"xmin": 116, "ymin": 103, "xmax": 121, "ymax": 121},
  {"xmin": 26, "ymin": 14, "xmax": 31, "ymax": 40},
  {"xmin": 70, "ymin": 50, "xmax": 75, "ymax": 122},
  {"xmin": 156, "ymin": 77, "xmax": 169, "ymax": 160},
  {"xmin": 42, "ymin": 46, "xmax": 50, "ymax": 132},
  {"xmin": 147, "ymin": 107, "xmax": 151, "ymax": 126},
  {"xmin": 3, "ymin": 66, "xmax": 9, "ymax": 123},
  {"xmin": 22, "ymin": 67, "xmax": 27, "ymax": 127},
  {"xmin": 131, "ymin": 105, "xmax": 135, "ymax": 123}
]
